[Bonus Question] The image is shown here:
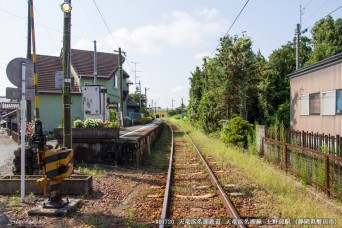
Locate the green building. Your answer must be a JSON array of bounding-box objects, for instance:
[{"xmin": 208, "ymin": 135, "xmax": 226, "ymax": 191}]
[{"xmin": 34, "ymin": 49, "xmax": 133, "ymax": 133}]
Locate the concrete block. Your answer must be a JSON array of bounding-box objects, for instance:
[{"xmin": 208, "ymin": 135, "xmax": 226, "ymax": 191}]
[{"xmin": 0, "ymin": 175, "xmax": 92, "ymax": 195}]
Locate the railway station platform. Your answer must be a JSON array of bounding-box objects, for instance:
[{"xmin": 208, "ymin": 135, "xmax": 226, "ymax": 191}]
[{"xmin": 70, "ymin": 119, "xmax": 164, "ymax": 167}]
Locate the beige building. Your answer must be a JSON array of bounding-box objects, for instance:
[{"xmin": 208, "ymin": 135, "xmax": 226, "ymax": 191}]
[{"xmin": 289, "ymin": 53, "xmax": 342, "ymax": 136}]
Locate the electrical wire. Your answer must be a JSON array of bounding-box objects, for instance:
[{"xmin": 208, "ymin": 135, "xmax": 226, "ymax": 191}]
[
  {"xmin": 79, "ymin": 0, "xmax": 99, "ymax": 38},
  {"xmin": 210, "ymin": 0, "xmax": 250, "ymax": 57},
  {"xmin": 91, "ymin": 0, "xmax": 119, "ymax": 48},
  {"xmin": 304, "ymin": 5, "xmax": 342, "ymax": 31},
  {"xmin": 0, "ymin": 7, "xmax": 83, "ymax": 40},
  {"xmin": 303, "ymin": 0, "xmax": 314, "ymax": 10},
  {"xmin": 303, "ymin": 0, "xmax": 332, "ymax": 24},
  {"xmin": 33, "ymin": 5, "xmax": 59, "ymax": 54},
  {"xmin": 0, "ymin": 6, "xmax": 27, "ymax": 25},
  {"xmin": 90, "ymin": 0, "xmax": 136, "ymax": 77}
]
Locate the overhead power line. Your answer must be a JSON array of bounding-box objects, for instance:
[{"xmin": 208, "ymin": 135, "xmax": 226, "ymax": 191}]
[
  {"xmin": 91, "ymin": 0, "xmax": 119, "ymax": 49},
  {"xmin": 303, "ymin": 0, "xmax": 332, "ymax": 24},
  {"xmin": 304, "ymin": 0, "xmax": 314, "ymax": 10},
  {"xmin": 210, "ymin": 0, "xmax": 250, "ymax": 56},
  {"xmin": 91, "ymin": 0, "xmax": 135, "ymax": 76},
  {"xmin": 305, "ymin": 5, "xmax": 342, "ymax": 31}
]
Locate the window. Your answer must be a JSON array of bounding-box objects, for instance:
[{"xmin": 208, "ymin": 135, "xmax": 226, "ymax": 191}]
[
  {"xmin": 322, "ymin": 91, "xmax": 336, "ymax": 115},
  {"xmin": 114, "ymin": 74, "xmax": 118, "ymax": 88},
  {"xmin": 309, "ymin": 93, "xmax": 320, "ymax": 115},
  {"xmin": 337, "ymin": 90, "xmax": 342, "ymax": 114},
  {"xmin": 300, "ymin": 95, "xmax": 309, "ymax": 115}
]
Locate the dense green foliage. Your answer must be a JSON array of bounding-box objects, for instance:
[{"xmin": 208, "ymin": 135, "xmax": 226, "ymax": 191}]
[
  {"xmin": 307, "ymin": 16, "xmax": 342, "ymax": 65},
  {"xmin": 188, "ymin": 16, "xmax": 342, "ymax": 138},
  {"xmin": 109, "ymin": 109, "xmax": 117, "ymax": 122},
  {"xmin": 220, "ymin": 116, "xmax": 253, "ymax": 148},
  {"xmin": 83, "ymin": 119, "xmax": 104, "ymax": 128},
  {"xmin": 73, "ymin": 119, "xmax": 84, "ymax": 128}
]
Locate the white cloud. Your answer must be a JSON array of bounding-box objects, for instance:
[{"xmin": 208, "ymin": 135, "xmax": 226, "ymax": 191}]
[
  {"xmin": 73, "ymin": 38, "xmax": 93, "ymax": 51},
  {"xmin": 195, "ymin": 7, "xmax": 219, "ymax": 19},
  {"xmin": 104, "ymin": 10, "xmax": 226, "ymax": 55}
]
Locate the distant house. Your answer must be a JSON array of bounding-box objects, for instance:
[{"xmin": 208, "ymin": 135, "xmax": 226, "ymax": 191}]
[
  {"xmin": 289, "ymin": 52, "xmax": 342, "ymax": 135},
  {"xmin": 34, "ymin": 49, "xmax": 133, "ymax": 132}
]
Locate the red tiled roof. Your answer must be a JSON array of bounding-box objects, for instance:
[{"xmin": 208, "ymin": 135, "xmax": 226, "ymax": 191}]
[
  {"xmin": 71, "ymin": 49, "xmax": 124, "ymax": 78},
  {"xmin": 36, "ymin": 49, "xmax": 129, "ymax": 94},
  {"xmin": 36, "ymin": 54, "xmax": 65, "ymax": 93}
]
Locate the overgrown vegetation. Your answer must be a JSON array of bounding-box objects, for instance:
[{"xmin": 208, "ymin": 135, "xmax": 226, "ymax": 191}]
[
  {"xmin": 76, "ymin": 162, "xmax": 105, "ymax": 177},
  {"xmin": 220, "ymin": 116, "xmax": 253, "ymax": 148},
  {"xmin": 171, "ymin": 119, "xmax": 341, "ymax": 220},
  {"xmin": 188, "ymin": 16, "xmax": 342, "ymax": 139},
  {"xmin": 143, "ymin": 123, "xmax": 170, "ymax": 168}
]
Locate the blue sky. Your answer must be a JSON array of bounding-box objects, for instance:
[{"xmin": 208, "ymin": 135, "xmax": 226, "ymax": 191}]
[{"xmin": 0, "ymin": 0, "xmax": 341, "ymax": 109}]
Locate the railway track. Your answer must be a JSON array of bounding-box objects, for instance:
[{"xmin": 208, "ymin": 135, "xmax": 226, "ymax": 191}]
[{"xmin": 159, "ymin": 122, "xmax": 246, "ymax": 227}]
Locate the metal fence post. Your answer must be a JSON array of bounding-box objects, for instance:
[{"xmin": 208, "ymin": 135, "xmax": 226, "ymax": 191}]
[
  {"xmin": 325, "ymin": 156, "xmax": 330, "ymax": 197},
  {"xmin": 283, "ymin": 144, "xmax": 287, "ymax": 171}
]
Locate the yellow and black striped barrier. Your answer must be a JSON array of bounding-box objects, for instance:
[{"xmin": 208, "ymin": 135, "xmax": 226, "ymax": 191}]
[{"xmin": 36, "ymin": 147, "xmax": 73, "ymax": 208}]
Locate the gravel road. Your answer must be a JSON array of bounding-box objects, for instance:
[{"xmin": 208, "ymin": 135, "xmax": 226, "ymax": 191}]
[{"xmin": 0, "ymin": 129, "xmax": 17, "ymax": 176}]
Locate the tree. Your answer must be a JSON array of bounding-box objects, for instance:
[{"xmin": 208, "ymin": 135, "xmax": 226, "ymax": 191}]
[
  {"xmin": 307, "ymin": 16, "xmax": 342, "ymax": 64},
  {"xmin": 129, "ymin": 93, "xmax": 146, "ymax": 113},
  {"xmin": 188, "ymin": 65, "xmax": 206, "ymax": 123}
]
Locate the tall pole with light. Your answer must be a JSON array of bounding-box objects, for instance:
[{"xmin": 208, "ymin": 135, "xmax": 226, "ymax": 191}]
[{"xmin": 61, "ymin": 0, "xmax": 72, "ymax": 149}]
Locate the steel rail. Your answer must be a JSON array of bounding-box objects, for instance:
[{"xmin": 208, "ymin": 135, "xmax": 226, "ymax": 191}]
[
  {"xmin": 159, "ymin": 122, "xmax": 174, "ymax": 228},
  {"xmin": 177, "ymin": 124, "xmax": 246, "ymax": 228}
]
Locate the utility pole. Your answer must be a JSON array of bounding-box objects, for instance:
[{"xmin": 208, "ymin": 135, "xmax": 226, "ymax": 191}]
[
  {"xmin": 172, "ymin": 98, "xmax": 175, "ymax": 111},
  {"xmin": 145, "ymin": 87, "xmax": 150, "ymax": 112},
  {"xmin": 138, "ymin": 80, "xmax": 142, "ymax": 113},
  {"xmin": 114, "ymin": 48, "xmax": 125, "ymax": 126},
  {"xmin": 151, "ymin": 99, "xmax": 153, "ymax": 115},
  {"xmin": 93, "ymin": 40, "xmax": 97, "ymax": 84},
  {"xmin": 296, "ymin": 23, "xmax": 300, "ymax": 70},
  {"xmin": 154, "ymin": 102, "xmax": 157, "ymax": 116},
  {"xmin": 296, "ymin": 5, "xmax": 308, "ymax": 70},
  {"xmin": 62, "ymin": 0, "xmax": 72, "ymax": 149},
  {"xmin": 131, "ymin": 61, "xmax": 140, "ymax": 87}
]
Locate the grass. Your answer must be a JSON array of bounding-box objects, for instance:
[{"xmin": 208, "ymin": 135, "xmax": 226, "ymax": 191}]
[
  {"xmin": 143, "ymin": 123, "xmax": 171, "ymax": 169},
  {"xmin": 76, "ymin": 162, "xmax": 105, "ymax": 177},
  {"xmin": 169, "ymin": 118, "xmax": 342, "ymax": 221}
]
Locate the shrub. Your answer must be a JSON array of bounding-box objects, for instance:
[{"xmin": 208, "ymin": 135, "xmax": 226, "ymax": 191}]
[
  {"xmin": 94, "ymin": 119, "xmax": 104, "ymax": 128},
  {"xmin": 124, "ymin": 117, "xmax": 131, "ymax": 126},
  {"xmin": 135, "ymin": 116, "xmax": 153, "ymax": 125},
  {"xmin": 155, "ymin": 114, "xmax": 160, "ymax": 118},
  {"xmin": 145, "ymin": 116, "xmax": 153, "ymax": 123},
  {"xmin": 173, "ymin": 114, "xmax": 181, "ymax": 119},
  {"xmin": 109, "ymin": 110, "xmax": 117, "ymax": 122},
  {"xmin": 135, "ymin": 117, "xmax": 146, "ymax": 125},
  {"xmin": 104, "ymin": 121, "xmax": 120, "ymax": 128},
  {"xmin": 84, "ymin": 119, "xmax": 96, "ymax": 128},
  {"xmin": 220, "ymin": 116, "xmax": 253, "ymax": 148},
  {"xmin": 73, "ymin": 119, "xmax": 84, "ymax": 128}
]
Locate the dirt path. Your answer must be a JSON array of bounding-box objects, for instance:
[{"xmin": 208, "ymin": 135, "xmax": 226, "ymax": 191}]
[{"xmin": 0, "ymin": 130, "xmax": 17, "ymax": 176}]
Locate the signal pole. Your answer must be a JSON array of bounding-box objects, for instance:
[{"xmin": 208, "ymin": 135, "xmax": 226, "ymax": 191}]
[
  {"xmin": 26, "ymin": 0, "xmax": 32, "ymax": 122},
  {"xmin": 62, "ymin": 0, "xmax": 72, "ymax": 149}
]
